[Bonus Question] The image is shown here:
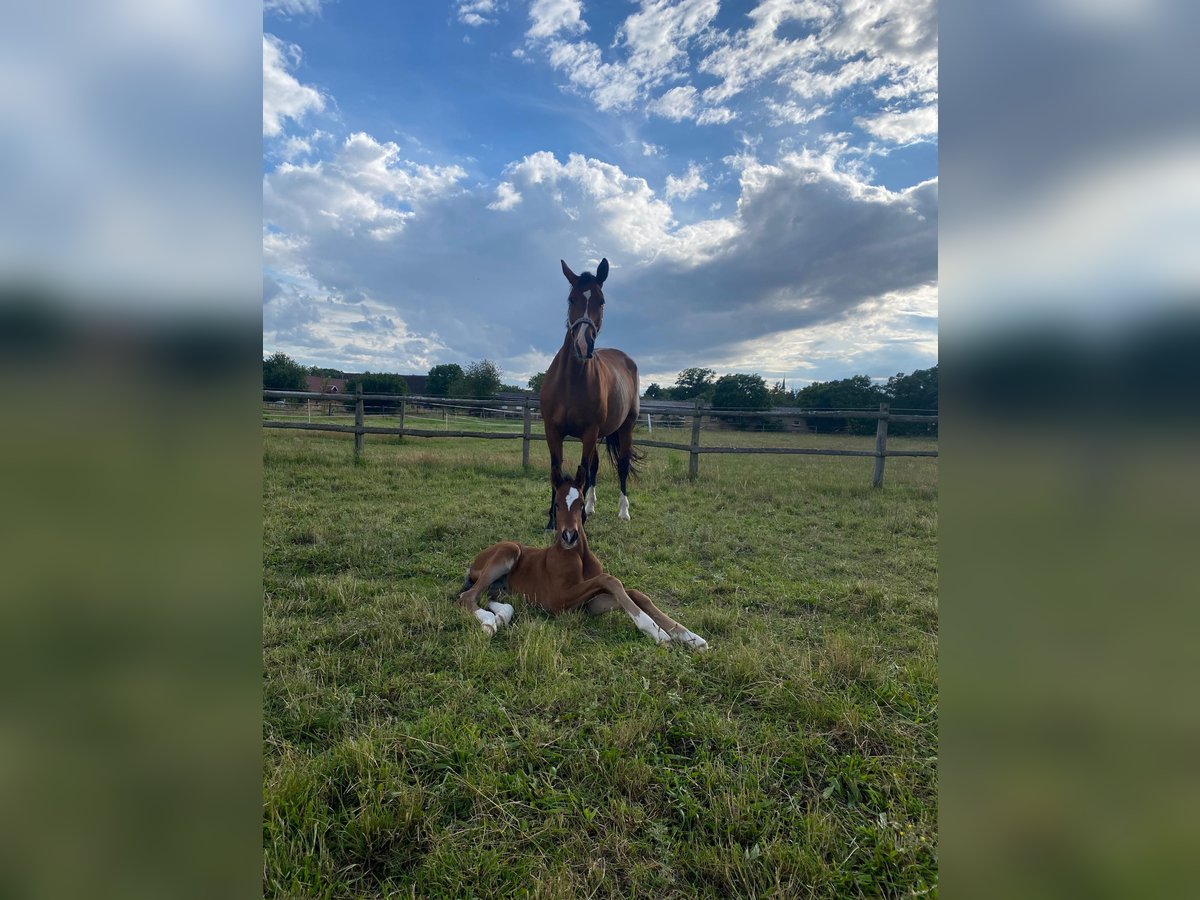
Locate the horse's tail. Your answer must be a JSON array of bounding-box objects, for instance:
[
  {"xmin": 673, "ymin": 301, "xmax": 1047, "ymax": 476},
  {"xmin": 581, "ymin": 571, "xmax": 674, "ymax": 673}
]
[{"xmin": 605, "ymin": 431, "xmax": 644, "ymax": 479}]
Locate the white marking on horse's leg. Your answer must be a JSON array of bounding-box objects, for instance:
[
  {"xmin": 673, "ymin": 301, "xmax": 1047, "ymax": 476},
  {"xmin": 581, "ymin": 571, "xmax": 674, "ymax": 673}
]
[
  {"xmin": 632, "ymin": 610, "xmax": 670, "ymax": 644},
  {"xmin": 670, "ymin": 627, "xmax": 709, "ymax": 652},
  {"xmin": 618, "ymin": 493, "xmax": 630, "ymax": 521},
  {"xmin": 584, "ymin": 485, "xmax": 596, "ymax": 515},
  {"xmin": 486, "ymin": 601, "xmax": 514, "ymax": 627},
  {"xmin": 474, "ymin": 608, "xmax": 498, "ymax": 636}
]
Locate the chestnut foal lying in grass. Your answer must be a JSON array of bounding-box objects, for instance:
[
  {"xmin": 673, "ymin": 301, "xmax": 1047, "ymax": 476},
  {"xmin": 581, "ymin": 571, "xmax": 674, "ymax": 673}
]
[{"xmin": 457, "ymin": 468, "xmax": 707, "ymax": 650}]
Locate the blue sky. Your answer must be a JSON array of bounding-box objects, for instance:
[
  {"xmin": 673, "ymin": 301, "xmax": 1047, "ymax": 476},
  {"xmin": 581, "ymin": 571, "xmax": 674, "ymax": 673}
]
[{"xmin": 263, "ymin": 1, "xmax": 937, "ymax": 389}]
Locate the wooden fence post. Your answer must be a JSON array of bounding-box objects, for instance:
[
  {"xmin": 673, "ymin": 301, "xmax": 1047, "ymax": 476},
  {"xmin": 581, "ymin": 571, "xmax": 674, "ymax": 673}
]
[
  {"xmin": 354, "ymin": 383, "xmax": 364, "ymax": 460},
  {"xmin": 522, "ymin": 394, "xmax": 532, "ymax": 467},
  {"xmin": 397, "ymin": 396, "xmax": 405, "ymax": 441},
  {"xmin": 872, "ymin": 402, "xmax": 889, "ymax": 487},
  {"xmin": 689, "ymin": 399, "xmax": 704, "ymax": 480}
]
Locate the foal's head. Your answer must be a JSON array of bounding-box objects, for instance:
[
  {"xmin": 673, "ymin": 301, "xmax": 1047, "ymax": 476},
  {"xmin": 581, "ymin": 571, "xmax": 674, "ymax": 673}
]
[
  {"xmin": 553, "ymin": 467, "xmax": 588, "ymax": 549},
  {"xmin": 561, "ymin": 257, "xmax": 609, "ymax": 362}
]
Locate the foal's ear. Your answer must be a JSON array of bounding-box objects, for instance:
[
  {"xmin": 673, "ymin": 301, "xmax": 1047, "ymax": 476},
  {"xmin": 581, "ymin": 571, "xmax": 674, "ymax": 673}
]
[
  {"xmin": 573, "ymin": 465, "xmax": 587, "ymax": 488},
  {"xmin": 596, "ymin": 258, "xmax": 609, "ymax": 284},
  {"xmin": 560, "ymin": 259, "xmax": 578, "ymax": 286}
]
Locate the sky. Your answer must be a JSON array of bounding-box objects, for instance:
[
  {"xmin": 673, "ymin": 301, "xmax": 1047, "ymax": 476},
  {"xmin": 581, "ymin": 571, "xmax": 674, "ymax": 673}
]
[{"xmin": 263, "ymin": 0, "xmax": 938, "ymax": 390}]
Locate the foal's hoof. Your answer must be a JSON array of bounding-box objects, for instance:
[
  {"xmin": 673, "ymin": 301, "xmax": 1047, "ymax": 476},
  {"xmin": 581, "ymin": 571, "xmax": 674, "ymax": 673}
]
[
  {"xmin": 474, "ymin": 608, "xmax": 498, "ymax": 636},
  {"xmin": 672, "ymin": 628, "xmax": 709, "ymax": 652},
  {"xmin": 486, "ymin": 601, "xmax": 514, "ymax": 627}
]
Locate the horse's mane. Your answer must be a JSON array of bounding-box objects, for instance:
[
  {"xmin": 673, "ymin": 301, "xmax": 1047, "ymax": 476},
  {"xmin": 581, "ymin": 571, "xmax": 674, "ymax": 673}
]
[{"xmin": 575, "ymin": 272, "xmax": 599, "ymax": 287}]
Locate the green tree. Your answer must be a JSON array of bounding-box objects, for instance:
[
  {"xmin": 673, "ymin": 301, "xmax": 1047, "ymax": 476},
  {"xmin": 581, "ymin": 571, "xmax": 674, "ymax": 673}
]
[
  {"xmin": 263, "ymin": 351, "xmax": 306, "ymax": 391},
  {"xmin": 307, "ymin": 366, "xmax": 345, "ymax": 379},
  {"xmin": 885, "ymin": 365, "xmax": 938, "ymax": 411},
  {"xmin": 426, "ymin": 363, "xmax": 464, "ymax": 397},
  {"xmin": 642, "ymin": 382, "xmax": 665, "ymax": 400},
  {"xmin": 794, "ymin": 374, "xmax": 887, "ymax": 434},
  {"xmin": 885, "ymin": 364, "xmax": 938, "ymax": 435},
  {"xmin": 713, "ymin": 373, "xmax": 776, "ymax": 430},
  {"xmin": 769, "ymin": 378, "xmax": 794, "ymax": 406},
  {"xmin": 713, "ymin": 373, "xmax": 771, "ymax": 409},
  {"xmin": 673, "ymin": 367, "xmax": 716, "ymax": 401},
  {"xmin": 457, "ymin": 359, "xmax": 502, "ymax": 399},
  {"xmin": 528, "ymin": 371, "xmax": 546, "ymax": 393}
]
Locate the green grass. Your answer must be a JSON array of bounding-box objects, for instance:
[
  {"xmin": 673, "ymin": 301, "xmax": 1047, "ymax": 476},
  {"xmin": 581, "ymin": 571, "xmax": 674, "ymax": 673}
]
[{"xmin": 264, "ymin": 429, "xmax": 938, "ymax": 898}]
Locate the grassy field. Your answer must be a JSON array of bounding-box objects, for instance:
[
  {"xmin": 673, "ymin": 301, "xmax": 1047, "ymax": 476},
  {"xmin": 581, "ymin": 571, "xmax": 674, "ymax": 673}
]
[{"xmin": 263, "ymin": 427, "xmax": 938, "ymax": 898}]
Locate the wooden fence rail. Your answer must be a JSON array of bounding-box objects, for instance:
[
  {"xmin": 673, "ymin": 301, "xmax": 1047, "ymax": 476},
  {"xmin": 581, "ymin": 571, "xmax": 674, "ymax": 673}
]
[{"xmin": 262, "ymin": 390, "xmax": 938, "ymax": 486}]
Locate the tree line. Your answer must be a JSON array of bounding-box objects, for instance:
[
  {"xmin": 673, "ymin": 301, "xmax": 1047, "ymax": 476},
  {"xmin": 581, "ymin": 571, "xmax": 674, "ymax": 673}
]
[
  {"xmin": 264, "ymin": 352, "xmax": 936, "ymax": 434},
  {"xmin": 263, "ymin": 352, "xmax": 517, "ymax": 400},
  {"xmin": 639, "ymin": 366, "xmax": 937, "ymax": 435}
]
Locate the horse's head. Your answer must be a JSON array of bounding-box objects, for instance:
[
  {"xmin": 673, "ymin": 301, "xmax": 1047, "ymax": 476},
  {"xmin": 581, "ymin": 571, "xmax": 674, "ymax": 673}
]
[
  {"xmin": 553, "ymin": 466, "xmax": 588, "ymax": 549},
  {"xmin": 561, "ymin": 257, "xmax": 608, "ymax": 362}
]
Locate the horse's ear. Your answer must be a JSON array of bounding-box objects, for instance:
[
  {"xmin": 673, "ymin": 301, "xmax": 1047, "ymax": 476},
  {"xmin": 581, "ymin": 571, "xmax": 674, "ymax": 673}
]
[
  {"xmin": 596, "ymin": 258, "xmax": 609, "ymax": 284},
  {"xmin": 573, "ymin": 465, "xmax": 587, "ymax": 488},
  {"xmin": 561, "ymin": 259, "xmax": 578, "ymax": 286}
]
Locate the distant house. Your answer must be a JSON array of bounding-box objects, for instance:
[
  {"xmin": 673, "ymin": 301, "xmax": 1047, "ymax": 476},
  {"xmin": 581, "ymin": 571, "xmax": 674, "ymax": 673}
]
[{"xmin": 305, "ymin": 375, "xmax": 348, "ymax": 394}]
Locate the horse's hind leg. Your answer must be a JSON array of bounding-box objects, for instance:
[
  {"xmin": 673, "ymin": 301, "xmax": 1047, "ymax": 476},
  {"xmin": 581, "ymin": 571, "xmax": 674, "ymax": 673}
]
[
  {"xmin": 627, "ymin": 588, "xmax": 707, "ymax": 651},
  {"xmin": 457, "ymin": 543, "xmax": 520, "ymax": 636},
  {"xmin": 615, "ymin": 419, "xmax": 636, "ymax": 521}
]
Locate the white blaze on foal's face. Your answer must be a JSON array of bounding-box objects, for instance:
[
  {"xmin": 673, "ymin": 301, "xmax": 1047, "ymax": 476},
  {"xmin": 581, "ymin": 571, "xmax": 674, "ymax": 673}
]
[{"xmin": 565, "ymin": 486, "xmax": 580, "ymax": 510}]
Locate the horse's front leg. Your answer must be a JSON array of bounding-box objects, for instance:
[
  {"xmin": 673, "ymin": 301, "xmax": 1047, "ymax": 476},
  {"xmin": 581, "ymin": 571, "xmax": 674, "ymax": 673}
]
[
  {"xmin": 578, "ymin": 426, "xmax": 600, "ymax": 522},
  {"xmin": 544, "ymin": 424, "xmax": 564, "ymax": 531},
  {"xmin": 556, "ymin": 574, "xmax": 670, "ymax": 645},
  {"xmin": 584, "ymin": 445, "xmax": 600, "ymax": 516}
]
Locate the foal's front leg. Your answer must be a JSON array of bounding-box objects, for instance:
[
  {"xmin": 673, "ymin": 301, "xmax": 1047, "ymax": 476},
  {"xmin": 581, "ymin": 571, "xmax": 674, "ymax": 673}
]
[
  {"xmin": 558, "ymin": 575, "xmax": 670, "ymax": 644},
  {"xmin": 458, "ymin": 543, "xmax": 520, "ymax": 636},
  {"xmin": 586, "ymin": 590, "xmax": 708, "ymax": 651},
  {"xmin": 627, "ymin": 588, "xmax": 707, "ymax": 650}
]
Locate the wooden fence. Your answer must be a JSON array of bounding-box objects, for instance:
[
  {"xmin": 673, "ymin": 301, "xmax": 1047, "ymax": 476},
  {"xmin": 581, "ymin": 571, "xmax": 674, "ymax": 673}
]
[{"xmin": 262, "ymin": 388, "xmax": 938, "ymax": 487}]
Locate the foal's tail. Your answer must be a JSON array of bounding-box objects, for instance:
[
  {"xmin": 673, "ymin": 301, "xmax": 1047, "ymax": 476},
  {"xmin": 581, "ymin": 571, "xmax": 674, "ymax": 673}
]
[{"xmin": 605, "ymin": 431, "xmax": 644, "ymax": 479}]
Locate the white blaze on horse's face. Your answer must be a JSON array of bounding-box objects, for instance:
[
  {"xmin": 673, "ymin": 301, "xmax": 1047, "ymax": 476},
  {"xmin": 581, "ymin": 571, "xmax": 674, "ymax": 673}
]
[{"xmin": 565, "ymin": 486, "xmax": 580, "ymax": 510}]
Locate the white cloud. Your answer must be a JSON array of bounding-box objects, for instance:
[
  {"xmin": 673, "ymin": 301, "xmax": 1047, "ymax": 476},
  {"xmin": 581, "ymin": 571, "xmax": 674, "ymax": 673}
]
[
  {"xmin": 532, "ymin": 0, "xmax": 722, "ymax": 117},
  {"xmin": 264, "ymin": 132, "xmax": 467, "ymax": 238},
  {"xmin": 856, "ymin": 105, "xmax": 938, "ymax": 143},
  {"xmin": 279, "ymin": 134, "xmax": 313, "ymax": 161},
  {"xmin": 647, "ymin": 85, "xmax": 697, "ymax": 121},
  {"xmin": 665, "ymin": 163, "xmax": 708, "ymax": 200},
  {"xmin": 766, "ymin": 100, "xmax": 828, "ymax": 126},
  {"xmin": 527, "ymin": 0, "xmax": 588, "ymax": 39},
  {"xmin": 520, "ymin": 0, "xmax": 934, "ymax": 131},
  {"xmin": 264, "ymin": 0, "xmax": 325, "ymax": 18},
  {"xmin": 544, "ymin": 38, "xmax": 643, "ymax": 110},
  {"xmin": 487, "ymin": 181, "xmax": 523, "ymax": 210},
  {"xmin": 698, "ymin": 0, "xmax": 828, "ymax": 105},
  {"xmin": 642, "ymin": 142, "xmax": 661, "ymax": 156},
  {"xmin": 456, "ymin": 1, "xmax": 502, "ymax": 27},
  {"xmin": 696, "ymin": 105, "xmax": 735, "ymax": 125},
  {"xmin": 263, "ymin": 34, "xmax": 325, "ymax": 137},
  {"xmin": 264, "ymin": 133, "xmax": 935, "ymax": 379},
  {"xmin": 614, "ymin": 0, "xmax": 719, "ymax": 80}
]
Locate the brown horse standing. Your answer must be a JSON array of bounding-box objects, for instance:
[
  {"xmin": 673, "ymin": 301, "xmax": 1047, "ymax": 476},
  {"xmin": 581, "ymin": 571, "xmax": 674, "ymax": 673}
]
[
  {"xmin": 457, "ymin": 468, "xmax": 707, "ymax": 650},
  {"xmin": 539, "ymin": 257, "xmax": 642, "ymax": 529}
]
